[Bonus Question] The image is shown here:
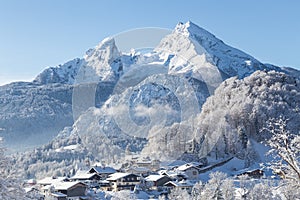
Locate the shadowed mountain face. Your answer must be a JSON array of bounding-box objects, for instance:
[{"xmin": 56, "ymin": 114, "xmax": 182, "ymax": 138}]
[
  {"xmin": 0, "ymin": 81, "xmax": 115, "ymax": 152},
  {"xmin": 0, "ymin": 21, "xmax": 299, "ymax": 153}
]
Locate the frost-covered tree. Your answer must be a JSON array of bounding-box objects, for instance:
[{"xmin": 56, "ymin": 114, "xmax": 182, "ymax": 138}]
[
  {"xmin": 264, "ymin": 117, "xmax": 300, "ymax": 199},
  {"xmin": 110, "ymin": 190, "xmax": 136, "ymax": 200},
  {"xmin": 236, "ymin": 175, "xmax": 251, "ymax": 200},
  {"xmin": 191, "ymin": 181, "xmax": 204, "ymax": 200},
  {"xmin": 0, "ymin": 140, "xmax": 26, "ymax": 199},
  {"xmin": 266, "ymin": 117, "xmax": 300, "ymax": 182},
  {"xmin": 247, "ymin": 180, "xmax": 281, "ymax": 200},
  {"xmin": 244, "ymin": 140, "xmax": 259, "ymax": 168},
  {"xmin": 201, "ymin": 172, "xmax": 234, "ymax": 200},
  {"xmin": 168, "ymin": 187, "xmax": 191, "ymax": 200},
  {"xmin": 278, "ymin": 179, "xmax": 300, "ymax": 200},
  {"xmin": 196, "ymin": 70, "xmax": 300, "ymax": 159}
]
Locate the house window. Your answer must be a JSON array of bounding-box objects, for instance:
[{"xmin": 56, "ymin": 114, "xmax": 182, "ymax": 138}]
[{"xmin": 193, "ymin": 171, "xmax": 197, "ymax": 175}]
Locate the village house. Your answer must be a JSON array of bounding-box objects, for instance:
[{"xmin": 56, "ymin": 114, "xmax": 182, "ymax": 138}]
[
  {"xmin": 52, "ymin": 181, "xmax": 87, "ymax": 200},
  {"xmin": 88, "ymin": 166, "xmax": 116, "ymax": 179},
  {"xmin": 144, "ymin": 175, "xmax": 172, "ymax": 190},
  {"xmin": 159, "ymin": 170, "xmax": 187, "ymax": 181},
  {"xmin": 135, "ymin": 158, "xmax": 160, "ymax": 171},
  {"xmin": 176, "ymin": 164, "xmax": 200, "ymax": 180},
  {"xmin": 106, "ymin": 173, "xmax": 141, "ymax": 192},
  {"xmin": 162, "ymin": 160, "xmax": 187, "ymax": 170},
  {"xmin": 38, "ymin": 176, "xmax": 69, "ymax": 188},
  {"xmin": 237, "ymin": 169, "xmax": 264, "ymax": 179},
  {"xmin": 164, "ymin": 180, "xmax": 194, "ymax": 193},
  {"xmin": 125, "ymin": 166, "xmax": 151, "ymax": 177},
  {"xmin": 126, "ymin": 156, "xmax": 160, "ymax": 171},
  {"xmin": 70, "ymin": 171, "xmax": 101, "ymax": 182},
  {"xmin": 69, "ymin": 171, "xmax": 102, "ymax": 189}
]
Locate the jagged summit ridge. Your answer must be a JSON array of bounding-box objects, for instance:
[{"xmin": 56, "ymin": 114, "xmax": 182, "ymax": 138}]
[
  {"xmin": 174, "ymin": 21, "xmax": 218, "ymax": 41},
  {"xmin": 159, "ymin": 21, "xmax": 283, "ymax": 79},
  {"xmin": 34, "ymin": 21, "xmax": 284, "ymax": 86},
  {"xmin": 76, "ymin": 37, "xmax": 123, "ymax": 83}
]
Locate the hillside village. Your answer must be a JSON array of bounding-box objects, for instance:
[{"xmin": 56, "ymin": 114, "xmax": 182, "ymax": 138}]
[{"xmin": 23, "ymin": 155, "xmax": 265, "ymax": 200}]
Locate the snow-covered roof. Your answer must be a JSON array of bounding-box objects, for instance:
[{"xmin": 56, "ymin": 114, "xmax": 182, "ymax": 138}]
[
  {"xmin": 160, "ymin": 170, "xmax": 186, "ymax": 178},
  {"xmin": 106, "ymin": 173, "xmax": 131, "ymax": 181},
  {"xmin": 90, "ymin": 166, "xmax": 116, "ymax": 174},
  {"xmin": 37, "ymin": 176, "xmax": 68, "ymax": 185},
  {"xmin": 26, "ymin": 179, "xmax": 37, "ymax": 184},
  {"xmin": 145, "ymin": 175, "xmax": 166, "ymax": 182},
  {"xmin": 160, "ymin": 160, "xmax": 187, "ymax": 169},
  {"xmin": 50, "ymin": 192, "xmax": 67, "ymax": 198},
  {"xmin": 53, "ymin": 181, "xmax": 86, "ymax": 190},
  {"xmin": 24, "ymin": 187, "xmax": 36, "ymax": 193},
  {"xmin": 128, "ymin": 166, "xmax": 150, "ymax": 172},
  {"xmin": 188, "ymin": 161, "xmax": 203, "ymax": 167},
  {"xmin": 177, "ymin": 164, "xmax": 199, "ymax": 171},
  {"xmin": 70, "ymin": 171, "xmax": 100, "ymax": 180},
  {"xmin": 164, "ymin": 180, "xmax": 194, "ymax": 187}
]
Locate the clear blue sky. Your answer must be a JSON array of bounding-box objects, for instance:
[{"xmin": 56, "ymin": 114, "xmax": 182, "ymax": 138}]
[{"xmin": 0, "ymin": 0, "xmax": 299, "ymax": 85}]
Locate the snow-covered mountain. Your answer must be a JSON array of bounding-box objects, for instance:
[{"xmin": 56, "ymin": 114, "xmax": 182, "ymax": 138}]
[
  {"xmin": 1, "ymin": 21, "xmax": 299, "ymax": 155},
  {"xmin": 33, "ymin": 58, "xmax": 83, "ymax": 85},
  {"xmin": 156, "ymin": 21, "xmax": 280, "ymax": 79}
]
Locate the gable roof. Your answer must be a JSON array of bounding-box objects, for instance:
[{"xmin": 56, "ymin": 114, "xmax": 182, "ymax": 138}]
[
  {"xmin": 164, "ymin": 180, "xmax": 194, "ymax": 187},
  {"xmin": 106, "ymin": 173, "xmax": 139, "ymax": 181},
  {"xmin": 50, "ymin": 192, "xmax": 67, "ymax": 198},
  {"xmin": 53, "ymin": 181, "xmax": 87, "ymax": 191},
  {"xmin": 177, "ymin": 164, "xmax": 199, "ymax": 171},
  {"xmin": 127, "ymin": 166, "xmax": 150, "ymax": 173},
  {"xmin": 145, "ymin": 175, "xmax": 168, "ymax": 182},
  {"xmin": 70, "ymin": 171, "xmax": 100, "ymax": 180},
  {"xmin": 161, "ymin": 160, "xmax": 187, "ymax": 169},
  {"xmin": 89, "ymin": 166, "xmax": 116, "ymax": 174},
  {"xmin": 37, "ymin": 176, "xmax": 68, "ymax": 185}
]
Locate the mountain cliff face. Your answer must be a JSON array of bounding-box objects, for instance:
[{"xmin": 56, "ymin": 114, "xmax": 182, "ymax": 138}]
[{"xmin": 1, "ymin": 21, "xmax": 299, "ymax": 155}]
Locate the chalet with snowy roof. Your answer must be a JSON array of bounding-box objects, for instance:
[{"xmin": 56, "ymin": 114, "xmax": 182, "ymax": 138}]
[
  {"xmin": 37, "ymin": 176, "xmax": 69, "ymax": 187},
  {"xmin": 52, "ymin": 181, "xmax": 87, "ymax": 199},
  {"xmin": 106, "ymin": 173, "xmax": 141, "ymax": 192},
  {"xmin": 88, "ymin": 166, "xmax": 116, "ymax": 179},
  {"xmin": 161, "ymin": 160, "xmax": 187, "ymax": 170},
  {"xmin": 47, "ymin": 192, "xmax": 67, "ymax": 200},
  {"xmin": 159, "ymin": 170, "xmax": 187, "ymax": 181},
  {"xmin": 164, "ymin": 180, "xmax": 194, "ymax": 193},
  {"xmin": 125, "ymin": 166, "xmax": 151, "ymax": 177},
  {"xmin": 237, "ymin": 169, "xmax": 264, "ymax": 179},
  {"xmin": 144, "ymin": 175, "xmax": 172, "ymax": 190},
  {"xmin": 176, "ymin": 164, "xmax": 200, "ymax": 180},
  {"xmin": 70, "ymin": 171, "xmax": 101, "ymax": 182},
  {"xmin": 135, "ymin": 158, "xmax": 160, "ymax": 171}
]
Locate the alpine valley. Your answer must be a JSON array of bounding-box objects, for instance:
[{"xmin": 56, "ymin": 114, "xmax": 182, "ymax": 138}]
[{"xmin": 1, "ymin": 21, "xmax": 300, "ymax": 181}]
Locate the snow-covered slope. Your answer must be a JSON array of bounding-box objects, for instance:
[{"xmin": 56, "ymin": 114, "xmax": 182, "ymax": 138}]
[{"xmin": 156, "ymin": 21, "xmax": 281, "ymax": 81}]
